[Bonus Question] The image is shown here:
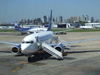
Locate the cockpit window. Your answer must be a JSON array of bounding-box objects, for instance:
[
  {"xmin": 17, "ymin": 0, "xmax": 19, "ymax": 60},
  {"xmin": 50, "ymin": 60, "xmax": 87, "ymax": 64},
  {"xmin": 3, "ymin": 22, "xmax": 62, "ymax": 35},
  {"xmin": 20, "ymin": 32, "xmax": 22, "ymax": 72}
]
[
  {"xmin": 22, "ymin": 41, "xmax": 34, "ymax": 44},
  {"xmin": 26, "ymin": 41, "xmax": 30, "ymax": 43},
  {"xmin": 22, "ymin": 41, "xmax": 25, "ymax": 43}
]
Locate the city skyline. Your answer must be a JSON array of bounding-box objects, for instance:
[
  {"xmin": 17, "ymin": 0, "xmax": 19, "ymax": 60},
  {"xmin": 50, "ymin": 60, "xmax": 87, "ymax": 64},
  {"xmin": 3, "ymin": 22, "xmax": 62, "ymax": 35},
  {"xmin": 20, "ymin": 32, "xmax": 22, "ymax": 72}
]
[
  {"xmin": 0, "ymin": 0, "xmax": 100, "ymax": 23},
  {"xmin": 0, "ymin": 14, "xmax": 98, "ymax": 25}
]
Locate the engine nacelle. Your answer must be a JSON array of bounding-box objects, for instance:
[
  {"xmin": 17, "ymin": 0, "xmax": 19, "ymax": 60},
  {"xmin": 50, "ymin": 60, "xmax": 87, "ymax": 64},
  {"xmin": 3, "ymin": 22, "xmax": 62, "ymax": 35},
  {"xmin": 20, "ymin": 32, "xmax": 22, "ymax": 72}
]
[
  {"xmin": 54, "ymin": 44, "xmax": 64, "ymax": 52},
  {"xmin": 11, "ymin": 45, "xmax": 21, "ymax": 54},
  {"xmin": 27, "ymin": 32, "xmax": 34, "ymax": 34}
]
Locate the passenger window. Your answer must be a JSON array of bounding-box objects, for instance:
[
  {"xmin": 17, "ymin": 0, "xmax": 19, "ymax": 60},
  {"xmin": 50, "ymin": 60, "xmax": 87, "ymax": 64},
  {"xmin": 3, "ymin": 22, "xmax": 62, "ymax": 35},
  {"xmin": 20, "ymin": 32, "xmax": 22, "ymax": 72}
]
[
  {"xmin": 22, "ymin": 41, "xmax": 34, "ymax": 44},
  {"xmin": 31, "ymin": 41, "xmax": 34, "ymax": 43}
]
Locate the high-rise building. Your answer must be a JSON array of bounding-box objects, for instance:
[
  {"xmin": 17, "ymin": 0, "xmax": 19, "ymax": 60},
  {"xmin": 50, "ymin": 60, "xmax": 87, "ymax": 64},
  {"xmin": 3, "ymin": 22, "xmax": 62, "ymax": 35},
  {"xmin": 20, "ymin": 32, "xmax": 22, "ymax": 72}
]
[
  {"xmin": 55, "ymin": 17, "xmax": 58, "ymax": 23},
  {"xmin": 67, "ymin": 19, "xmax": 70, "ymax": 23},
  {"xmin": 70, "ymin": 16, "xmax": 74, "ymax": 23},
  {"xmin": 59, "ymin": 16, "xmax": 63, "ymax": 23},
  {"xmin": 91, "ymin": 17, "xmax": 94, "ymax": 23},
  {"xmin": 82, "ymin": 15, "xmax": 85, "ymax": 21},
  {"xmin": 47, "ymin": 16, "xmax": 49, "ymax": 23},
  {"xmin": 52, "ymin": 17, "xmax": 55, "ymax": 23},
  {"xmin": 52, "ymin": 17, "xmax": 58, "ymax": 23},
  {"xmin": 31, "ymin": 19, "xmax": 34, "ymax": 24},
  {"xmin": 26, "ymin": 19, "xmax": 30, "ymax": 25},
  {"xmin": 86, "ymin": 15, "xmax": 89, "ymax": 21},
  {"xmin": 21, "ymin": 19, "xmax": 26, "ymax": 25},
  {"xmin": 74, "ymin": 16, "xmax": 79, "ymax": 22},
  {"xmin": 42, "ymin": 16, "xmax": 47, "ymax": 23}
]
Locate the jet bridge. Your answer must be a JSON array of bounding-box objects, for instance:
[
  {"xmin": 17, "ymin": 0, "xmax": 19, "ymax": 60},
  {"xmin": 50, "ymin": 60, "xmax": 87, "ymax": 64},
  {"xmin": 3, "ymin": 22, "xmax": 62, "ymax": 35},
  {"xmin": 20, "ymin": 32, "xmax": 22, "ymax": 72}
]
[{"xmin": 42, "ymin": 43, "xmax": 63, "ymax": 59}]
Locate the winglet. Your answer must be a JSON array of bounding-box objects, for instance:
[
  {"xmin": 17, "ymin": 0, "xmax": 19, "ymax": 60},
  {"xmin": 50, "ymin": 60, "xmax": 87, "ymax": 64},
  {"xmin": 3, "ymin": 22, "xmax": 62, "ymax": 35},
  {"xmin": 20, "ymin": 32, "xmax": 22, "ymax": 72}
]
[{"xmin": 47, "ymin": 10, "xmax": 52, "ymax": 31}]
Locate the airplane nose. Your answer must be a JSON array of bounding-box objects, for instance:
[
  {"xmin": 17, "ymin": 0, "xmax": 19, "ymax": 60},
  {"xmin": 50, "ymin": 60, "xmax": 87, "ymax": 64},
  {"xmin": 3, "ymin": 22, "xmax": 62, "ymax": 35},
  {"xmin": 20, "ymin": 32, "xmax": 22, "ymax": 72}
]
[{"xmin": 21, "ymin": 44, "xmax": 29, "ymax": 54}]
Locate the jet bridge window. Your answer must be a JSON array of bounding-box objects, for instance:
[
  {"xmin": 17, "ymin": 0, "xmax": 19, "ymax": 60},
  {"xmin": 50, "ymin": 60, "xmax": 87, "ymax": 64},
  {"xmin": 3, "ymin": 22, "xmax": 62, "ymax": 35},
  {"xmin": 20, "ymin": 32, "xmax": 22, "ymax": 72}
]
[{"xmin": 22, "ymin": 41, "xmax": 34, "ymax": 44}]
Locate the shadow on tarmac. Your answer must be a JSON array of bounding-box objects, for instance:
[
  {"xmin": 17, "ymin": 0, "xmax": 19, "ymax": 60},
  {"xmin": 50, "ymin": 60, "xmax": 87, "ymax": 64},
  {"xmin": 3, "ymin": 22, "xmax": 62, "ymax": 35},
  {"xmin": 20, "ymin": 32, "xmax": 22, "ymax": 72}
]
[
  {"xmin": 28, "ymin": 52, "xmax": 52, "ymax": 62},
  {"xmin": 0, "ymin": 50, "xmax": 11, "ymax": 53},
  {"xmin": 66, "ymin": 50, "xmax": 100, "ymax": 54},
  {"xmin": 0, "ymin": 50, "xmax": 100, "ymax": 62}
]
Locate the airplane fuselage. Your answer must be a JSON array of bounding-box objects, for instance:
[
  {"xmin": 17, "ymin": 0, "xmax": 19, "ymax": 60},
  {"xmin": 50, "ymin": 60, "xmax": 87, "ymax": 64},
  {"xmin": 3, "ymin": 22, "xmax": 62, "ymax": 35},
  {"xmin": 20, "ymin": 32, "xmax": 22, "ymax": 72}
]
[
  {"xmin": 21, "ymin": 31, "xmax": 54, "ymax": 55},
  {"xmin": 80, "ymin": 26, "xmax": 93, "ymax": 29},
  {"xmin": 15, "ymin": 27, "xmax": 47, "ymax": 33}
]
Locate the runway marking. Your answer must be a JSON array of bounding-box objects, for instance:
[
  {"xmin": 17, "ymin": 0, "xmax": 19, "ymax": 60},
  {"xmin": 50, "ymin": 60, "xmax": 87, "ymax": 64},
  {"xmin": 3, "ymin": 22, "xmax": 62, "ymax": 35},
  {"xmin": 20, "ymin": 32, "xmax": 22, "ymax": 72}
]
[
  {"xmin": 12, "ymin": 67, "xmax": 20, "ymax": 72},
  {"xmin": 0, "ymin": 62, "xmax": 9, "ymax": 66},
  {"xmin": 0, "ymin": 61, "xmax": 20, "ymax": 72}
]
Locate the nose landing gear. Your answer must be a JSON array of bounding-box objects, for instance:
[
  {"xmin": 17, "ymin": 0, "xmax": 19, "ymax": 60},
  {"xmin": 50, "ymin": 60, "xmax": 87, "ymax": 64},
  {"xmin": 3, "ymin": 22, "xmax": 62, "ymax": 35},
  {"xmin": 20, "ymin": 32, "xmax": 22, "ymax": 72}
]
[{"xmin": 28, "ymin": 52, "xmax": 51, "ymax": 62}]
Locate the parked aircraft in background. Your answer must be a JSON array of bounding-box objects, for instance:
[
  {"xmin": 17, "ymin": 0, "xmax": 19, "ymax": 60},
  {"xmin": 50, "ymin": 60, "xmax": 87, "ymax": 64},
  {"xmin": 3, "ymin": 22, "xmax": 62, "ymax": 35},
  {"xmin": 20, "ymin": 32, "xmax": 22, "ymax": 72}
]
[
  {"xmin": 79, "ymin": 23, "xmax": 93, "ymax": 29},
  {"xmin": 95, "ymin": 25, "xmax": 100, "ymax": 28},
  {"xmin": 0, "ymin": 10, "xmax": 100, "ymax": 62},
  {"xmin": 14, "ymin": 21, "xmax": 47, "ymax": 35}
]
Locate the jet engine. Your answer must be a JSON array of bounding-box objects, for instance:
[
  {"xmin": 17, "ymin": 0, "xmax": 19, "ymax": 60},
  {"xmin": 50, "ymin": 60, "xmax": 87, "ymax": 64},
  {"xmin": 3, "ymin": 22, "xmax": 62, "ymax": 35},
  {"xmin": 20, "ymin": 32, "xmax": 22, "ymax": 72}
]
[
  {"xmin": 54, "ymin": 44, "xmax": 64, "ymax": 52},
  {"xmin": 11, "ymin": 45, "xmax": 21, "ymax": 54}
]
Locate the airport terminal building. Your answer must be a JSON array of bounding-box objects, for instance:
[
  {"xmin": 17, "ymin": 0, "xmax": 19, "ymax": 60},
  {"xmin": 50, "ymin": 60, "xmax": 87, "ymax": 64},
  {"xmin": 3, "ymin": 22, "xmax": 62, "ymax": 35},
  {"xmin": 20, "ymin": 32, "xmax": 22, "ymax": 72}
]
[{"xmin": 53, "ymin": 23, "xmax": 70, "ymax": 28}]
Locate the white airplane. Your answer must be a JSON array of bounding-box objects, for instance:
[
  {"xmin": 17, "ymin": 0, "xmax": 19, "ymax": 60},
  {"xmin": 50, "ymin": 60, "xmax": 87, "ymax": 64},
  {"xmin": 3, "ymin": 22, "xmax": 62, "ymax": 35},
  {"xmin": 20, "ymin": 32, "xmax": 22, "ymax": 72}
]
[
  {"xmin": 0, "ymin": 10, "xmax": 100, "ymax": 62},
  {"xmin": 79, "ymin": 23, "xmax": 93, "ymax": 29},
  {"xmin": 14, "ymin": 21, "xmax": 47, "ymax": 35}
]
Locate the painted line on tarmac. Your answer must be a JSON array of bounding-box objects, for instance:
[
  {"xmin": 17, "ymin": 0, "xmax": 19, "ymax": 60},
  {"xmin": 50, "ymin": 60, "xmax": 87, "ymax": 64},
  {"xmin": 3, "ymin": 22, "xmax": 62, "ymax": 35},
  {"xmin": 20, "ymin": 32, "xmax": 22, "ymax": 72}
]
[
  {"xmin": 12, "ymin": 67, "xmax": 20, "ymax": 72},
  {"xmin": 0, "ymin": 61, "xmax": 20, "ymax": 72}
]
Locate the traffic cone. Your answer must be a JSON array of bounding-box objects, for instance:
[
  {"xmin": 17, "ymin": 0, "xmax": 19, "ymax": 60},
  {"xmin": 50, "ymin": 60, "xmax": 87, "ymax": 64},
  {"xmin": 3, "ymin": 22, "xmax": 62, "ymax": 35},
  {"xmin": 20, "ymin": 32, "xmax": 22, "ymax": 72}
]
[{"xmin": 21, "ymin": 61, "xmax": 23, "ymax": 65}]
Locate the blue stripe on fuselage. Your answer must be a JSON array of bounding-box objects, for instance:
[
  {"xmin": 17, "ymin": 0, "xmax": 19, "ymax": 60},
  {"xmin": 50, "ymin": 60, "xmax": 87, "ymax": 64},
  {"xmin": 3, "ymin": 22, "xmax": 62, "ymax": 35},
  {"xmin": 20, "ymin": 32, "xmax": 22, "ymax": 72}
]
[{"xmin": 15, "ymin": 28, "xmax": 31, "ymax": 31}]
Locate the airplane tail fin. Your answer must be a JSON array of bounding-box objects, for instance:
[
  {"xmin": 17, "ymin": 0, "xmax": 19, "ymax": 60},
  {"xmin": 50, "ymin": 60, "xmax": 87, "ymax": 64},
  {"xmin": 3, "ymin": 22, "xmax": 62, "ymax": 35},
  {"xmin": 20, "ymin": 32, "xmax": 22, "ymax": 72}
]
[
  {"xmin": 47, "ymin": 10, "xmax": 52, "ymax": 31},
  {"xmin": 79, "ymin": 23, "xmax": 82, "ymax": 27},
  {"xmin": 13, "ymin": 21, "xmax": 21, "ymax": 29}
]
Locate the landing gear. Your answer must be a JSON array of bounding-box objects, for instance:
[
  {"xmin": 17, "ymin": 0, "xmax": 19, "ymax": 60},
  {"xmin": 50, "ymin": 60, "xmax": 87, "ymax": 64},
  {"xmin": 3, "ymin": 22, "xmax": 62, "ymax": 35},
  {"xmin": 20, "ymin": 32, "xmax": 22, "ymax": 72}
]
[
  {"xmin": 28, "ymin": 57, "xmax": 33, "ymax": 62},
  {"xmin": 28, "ymin": 52, "xmax": 51, "ymax": 62},
  {"xmin": 39, "ymin": 53, "xmax": 51, "ymax": 60},
  {"xmin": 54, "ymin": 36, "xmax": 60, "ymax": 43},
  {"xmin": 21, "ymin": 32, "xmax": 24, "ymax": 35}
]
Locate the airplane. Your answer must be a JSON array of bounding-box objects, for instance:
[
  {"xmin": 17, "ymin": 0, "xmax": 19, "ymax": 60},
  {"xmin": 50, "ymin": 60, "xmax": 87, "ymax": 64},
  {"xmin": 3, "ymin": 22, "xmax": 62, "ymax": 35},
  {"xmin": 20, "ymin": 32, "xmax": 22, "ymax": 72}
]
[
  {"xmin": 0, "ymin": 10, "xmax": 100, "ymax": 62},
  {"xmin": 79, "ymin": 23, "xmax": 93, "ymax": 29},
  {"xmin": 14, "ymin": 21, "xmax": 47, "ymax": 35},
  {"xmin": 95, "ymin": 25, "xmax": 100, "ymax": 28}
]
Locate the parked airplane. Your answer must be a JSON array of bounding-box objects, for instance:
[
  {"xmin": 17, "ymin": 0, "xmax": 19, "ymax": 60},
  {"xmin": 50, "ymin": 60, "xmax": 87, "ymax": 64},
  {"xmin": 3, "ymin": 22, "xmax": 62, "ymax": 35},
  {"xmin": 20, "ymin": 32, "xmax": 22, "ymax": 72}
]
[
  {"xmin": 79, "ymin": 23, "xmax": 93, "ymax": 29},
  {"xmin": 0, "ymin": 10, "xmax": 100, "ymax": 62},
  {"xmin": 14, "ymin": 21, "xmax": 47, "ymax": 35},
  {"xmin": 95, "ymin": 25, "xmax": 100, "ymax": 28}
]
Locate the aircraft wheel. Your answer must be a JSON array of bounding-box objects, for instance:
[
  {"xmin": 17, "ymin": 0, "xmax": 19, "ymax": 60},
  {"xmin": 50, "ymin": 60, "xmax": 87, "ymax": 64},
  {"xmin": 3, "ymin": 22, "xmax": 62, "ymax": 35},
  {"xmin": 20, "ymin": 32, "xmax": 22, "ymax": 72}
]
[{"xmin": 28, "ymin": 57, "xmax": 33, "ymax": 62}]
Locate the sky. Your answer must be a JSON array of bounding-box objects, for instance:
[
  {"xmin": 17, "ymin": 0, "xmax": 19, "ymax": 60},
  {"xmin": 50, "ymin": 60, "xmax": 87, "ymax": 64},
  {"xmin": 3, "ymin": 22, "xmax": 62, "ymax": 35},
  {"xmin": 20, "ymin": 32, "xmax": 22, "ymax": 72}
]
[{"xmin": 0, "ymin": 0, "xmax": 100, "ymax": 23}]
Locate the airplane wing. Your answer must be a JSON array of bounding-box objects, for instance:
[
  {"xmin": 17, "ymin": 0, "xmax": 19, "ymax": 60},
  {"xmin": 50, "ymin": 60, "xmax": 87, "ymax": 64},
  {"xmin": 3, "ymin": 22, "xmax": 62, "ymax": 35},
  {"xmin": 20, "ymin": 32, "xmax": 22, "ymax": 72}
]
[
  {"xmin": 41, "ymin": 38, "xmax": 100, "ymax": 59},
  {"xmin": 54, "ymin": 29, "xmax": 72, "ymax": 34},
  {"xmin": 50, "ymin": 38, "xmax": 100, "ymax": 46},
  {"xmin": 0, "ymin": 41, "xmax": 20, "ymax": 45},
  {"xmin": 1, "ymin": 38, "xmax": 100, "ymax": 46}
]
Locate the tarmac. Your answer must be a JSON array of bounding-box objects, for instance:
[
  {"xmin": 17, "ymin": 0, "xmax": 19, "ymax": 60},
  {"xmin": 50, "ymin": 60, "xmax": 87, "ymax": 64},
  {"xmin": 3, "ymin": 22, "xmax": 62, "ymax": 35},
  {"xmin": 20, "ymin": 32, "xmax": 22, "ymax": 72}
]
[{"xmin": 0, "ymin": 32, "xmax": 100, "ymax": 75}]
